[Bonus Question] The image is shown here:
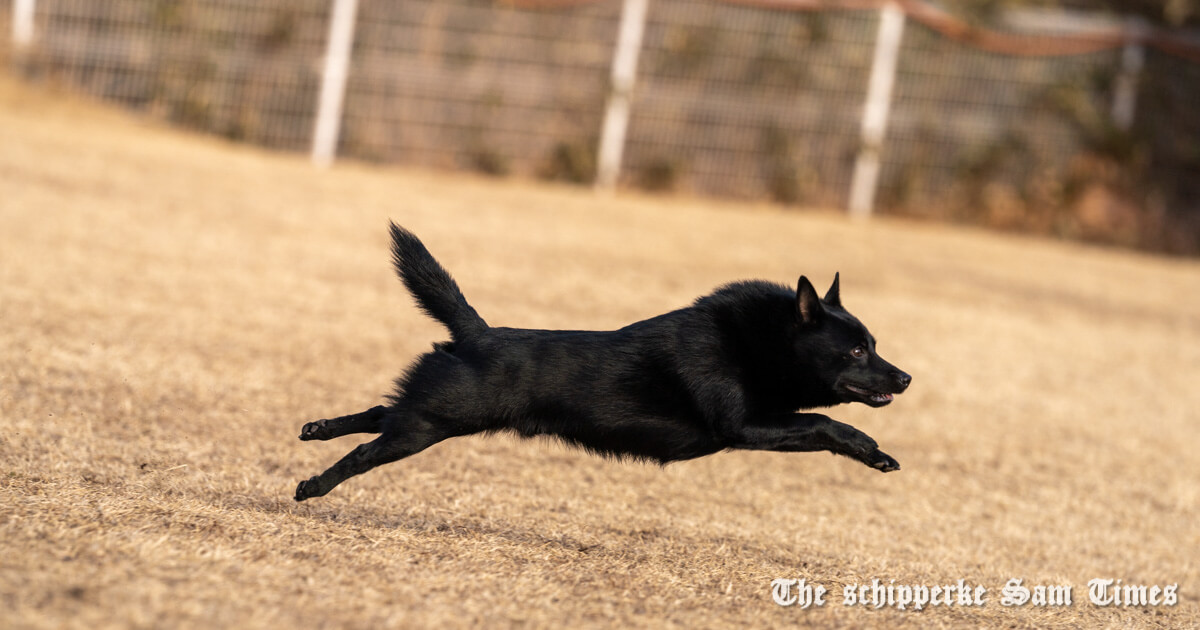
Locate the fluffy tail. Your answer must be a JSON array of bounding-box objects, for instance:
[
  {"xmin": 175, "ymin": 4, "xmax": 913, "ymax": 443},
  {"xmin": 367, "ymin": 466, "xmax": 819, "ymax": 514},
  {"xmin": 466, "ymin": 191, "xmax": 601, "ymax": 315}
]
[{"xmin": 389, "ymin": 222, "xmax": 488, "ymax": 342}]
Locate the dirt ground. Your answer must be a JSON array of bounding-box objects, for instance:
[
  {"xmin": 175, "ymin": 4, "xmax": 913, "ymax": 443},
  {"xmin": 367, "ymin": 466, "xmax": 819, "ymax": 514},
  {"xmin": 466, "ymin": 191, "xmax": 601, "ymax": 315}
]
[{"xmin": 1, "ymin": 75, "xmax": 1198, "ymax": 629}]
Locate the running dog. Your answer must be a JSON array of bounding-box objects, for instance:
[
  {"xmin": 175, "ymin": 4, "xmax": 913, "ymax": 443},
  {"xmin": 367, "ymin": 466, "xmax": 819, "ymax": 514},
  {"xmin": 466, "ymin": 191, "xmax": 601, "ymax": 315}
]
[{"xmin": 294, "ymin": 224, "xmax": 911, "ymax": 501}]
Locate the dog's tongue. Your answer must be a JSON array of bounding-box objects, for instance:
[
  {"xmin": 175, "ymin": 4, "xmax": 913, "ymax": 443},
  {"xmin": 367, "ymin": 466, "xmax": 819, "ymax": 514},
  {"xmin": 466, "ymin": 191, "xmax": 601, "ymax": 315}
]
[{"xmin": 874, "ymin": 393, "xmax": 894, "ymax": 403}]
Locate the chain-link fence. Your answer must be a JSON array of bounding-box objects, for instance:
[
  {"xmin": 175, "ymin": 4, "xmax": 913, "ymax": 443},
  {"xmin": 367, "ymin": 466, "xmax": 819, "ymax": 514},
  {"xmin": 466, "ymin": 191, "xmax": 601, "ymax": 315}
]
[
  {"xmin": 627, "ymin": 3, "xmax": 875, "ymax": 205},
  {"xmin": 882, "ymin": 23, "xmax": 1118, "ymax": 220},
  {"xmin": 17, "ymin": 0, "xmax": 329, "ymax": 151},
  {"xmin": 7, "ymin": 0, "xmax": 1200, "ymax": 252},
  {"xmin": 0, "ymin": 2, "xmax": 10, "ymax": 49},
  {"xmin": 343, "ymin": 1, "xmax": 620, "ymax": 179}
]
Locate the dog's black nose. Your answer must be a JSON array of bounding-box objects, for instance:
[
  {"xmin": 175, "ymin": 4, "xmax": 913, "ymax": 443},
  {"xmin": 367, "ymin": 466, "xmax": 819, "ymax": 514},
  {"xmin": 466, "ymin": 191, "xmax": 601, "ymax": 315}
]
[{"xmin": 893, "ymin": 371, "xmax": 911, "ymax": 391}]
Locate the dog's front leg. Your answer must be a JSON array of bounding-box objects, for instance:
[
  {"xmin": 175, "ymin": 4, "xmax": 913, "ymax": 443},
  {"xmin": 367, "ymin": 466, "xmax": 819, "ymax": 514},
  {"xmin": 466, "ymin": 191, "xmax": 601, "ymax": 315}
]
[{"xmin": 731, "ymin": 413, "xmax": 899, "ymax": 472}]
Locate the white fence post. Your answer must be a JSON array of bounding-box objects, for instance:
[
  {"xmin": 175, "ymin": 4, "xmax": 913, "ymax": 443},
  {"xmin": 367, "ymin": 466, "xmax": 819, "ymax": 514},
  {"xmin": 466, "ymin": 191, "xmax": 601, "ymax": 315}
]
[
  {"xmin": 1111, "ymin": 17, "xmax": 1147, "ymax": 131},
  {"xmin": 848, "ymin": 2, "xmax": 905, "ymax": 218},
  {"xmin": 311, "ymin": 0, "xmax": 359, "ymax": 168},
  {"xmin": 13, "ymin": 0, "xmax": 36, "ymax": 50},
  {"xmin": 595, "ymin": 0, "xmax": 650, "ymax": 192}
]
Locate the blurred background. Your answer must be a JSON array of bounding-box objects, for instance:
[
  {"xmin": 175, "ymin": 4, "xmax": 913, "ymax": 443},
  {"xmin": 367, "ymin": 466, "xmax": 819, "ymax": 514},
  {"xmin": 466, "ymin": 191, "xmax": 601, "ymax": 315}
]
[
  {"xmin": 4, "ymin": 0, "xmax": 1199, "ymax": 254},
  {"xmin": 3, "ymin": 4, "xmax": 1200, "ymax": 628}
]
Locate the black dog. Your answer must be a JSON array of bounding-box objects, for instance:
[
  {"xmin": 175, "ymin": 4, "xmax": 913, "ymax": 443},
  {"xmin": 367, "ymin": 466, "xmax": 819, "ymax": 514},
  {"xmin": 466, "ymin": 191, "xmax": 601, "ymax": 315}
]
[{"xmin": 294, "ymin": 224, "xmax": 911, "ymax": 501}]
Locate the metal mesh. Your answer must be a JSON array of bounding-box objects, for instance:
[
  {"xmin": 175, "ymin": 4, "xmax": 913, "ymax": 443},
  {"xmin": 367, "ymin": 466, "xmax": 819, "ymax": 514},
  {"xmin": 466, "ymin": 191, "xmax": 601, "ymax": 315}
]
[
  {"xmin": 6, "ymin": 0, "xmax": 1198, "ymax": 239},
  {"xmin": 1138, "ymin": 48, "xmax": 1200, "ymax": 249},
  {"xmin": 882, "ymin": 20, "xmax": 1119, "ymax": 218},
  {"xmin": 0, "ymin": 2, "xmax": 11, "ymax": 55},
  {"xmin": 24, "ymin": 0, "xmax": 329, "ymax": 151},
  {"xmin": 340, "ymin": 1, "xmax": 620, "ymax": 179},
  {"xmin": 627, "ymin": 4, "xmax": 876, "ymax": 204}
]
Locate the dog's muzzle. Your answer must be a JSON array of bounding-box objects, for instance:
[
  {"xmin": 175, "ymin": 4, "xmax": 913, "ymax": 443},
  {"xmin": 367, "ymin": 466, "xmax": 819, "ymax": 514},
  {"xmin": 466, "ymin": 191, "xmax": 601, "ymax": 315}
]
[{"xmin": 843, "ymin": 370, "xmax": 910, "ymax": 407}]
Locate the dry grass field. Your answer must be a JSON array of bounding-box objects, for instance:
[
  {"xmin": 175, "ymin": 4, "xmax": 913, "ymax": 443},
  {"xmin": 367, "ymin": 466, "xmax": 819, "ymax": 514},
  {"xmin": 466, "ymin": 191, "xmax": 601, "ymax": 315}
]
[{"xmin": 1, "ymin": 74, "xmax": 1198, "ymax": 629}]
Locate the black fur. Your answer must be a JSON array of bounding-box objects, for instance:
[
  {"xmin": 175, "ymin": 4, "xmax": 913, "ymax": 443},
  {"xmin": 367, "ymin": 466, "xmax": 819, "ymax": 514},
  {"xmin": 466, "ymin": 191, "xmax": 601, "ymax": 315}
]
[
  {"xmin": 389, "ymin": 224, "xmax": 487, "ymax": 343},
  {"xmin": 294, "ymin": 224, "xmax": 911, "ymax": 501}
]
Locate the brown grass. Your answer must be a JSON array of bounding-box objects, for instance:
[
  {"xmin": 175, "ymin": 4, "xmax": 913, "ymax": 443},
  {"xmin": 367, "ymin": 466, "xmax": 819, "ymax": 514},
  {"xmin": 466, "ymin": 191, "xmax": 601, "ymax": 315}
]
[{"xmin": 1, "ymin": 75, "xmax": 1198, "ymax": 629}]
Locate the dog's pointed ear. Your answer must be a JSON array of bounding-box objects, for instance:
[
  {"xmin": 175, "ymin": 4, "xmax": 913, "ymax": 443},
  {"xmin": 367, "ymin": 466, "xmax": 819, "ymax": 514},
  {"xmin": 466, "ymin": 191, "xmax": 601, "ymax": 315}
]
[
  {"xmin": 796, "ymin": 276, "xmax": 825, "ymax": 324},
  {"xmin": 823, "ymin": 272, "xmax": 841, "ymax": 307}
]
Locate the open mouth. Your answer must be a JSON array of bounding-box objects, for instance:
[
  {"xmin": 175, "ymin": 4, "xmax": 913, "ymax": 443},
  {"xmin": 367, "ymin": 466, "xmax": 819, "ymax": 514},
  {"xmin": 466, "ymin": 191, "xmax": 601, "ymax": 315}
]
[{"xmin": 843, "ymin": 384, "xmax": 894, "ymax": 406}]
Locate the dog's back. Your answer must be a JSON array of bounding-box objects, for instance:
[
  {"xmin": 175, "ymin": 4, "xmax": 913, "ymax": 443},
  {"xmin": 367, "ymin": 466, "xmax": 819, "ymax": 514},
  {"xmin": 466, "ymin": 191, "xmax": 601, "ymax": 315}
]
[{"xmin": 396, "ymin": 309, "xmax": 726, "ymax": 462}]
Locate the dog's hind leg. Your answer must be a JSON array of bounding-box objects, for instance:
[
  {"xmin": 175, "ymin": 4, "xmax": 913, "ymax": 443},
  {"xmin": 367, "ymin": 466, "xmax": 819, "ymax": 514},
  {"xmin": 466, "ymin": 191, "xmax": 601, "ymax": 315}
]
[
  {"xmin": 294, "ymin": 409, "xmax": 449, "ymax": 501},
  {"xmin": 732, "ymin": 413, "xmax": 900, "ymax": 473},
  {"xmin": 299, "ymin": 405, "xmax": 388, "ymax": 441}
]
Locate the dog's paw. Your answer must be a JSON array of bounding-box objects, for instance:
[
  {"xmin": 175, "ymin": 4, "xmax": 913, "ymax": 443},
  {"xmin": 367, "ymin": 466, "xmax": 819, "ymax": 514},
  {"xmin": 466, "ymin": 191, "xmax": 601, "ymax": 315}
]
[
  {"xmin": 299, "ymin": 419, "xmax": 329, "ymax": 441},
  {"xmin": 295, "ymin": 477, "xmax": 320, "ymax": 501},
  {"xmin": 866, "ymin": 449, "xmax": 900, "ymax": 473}
]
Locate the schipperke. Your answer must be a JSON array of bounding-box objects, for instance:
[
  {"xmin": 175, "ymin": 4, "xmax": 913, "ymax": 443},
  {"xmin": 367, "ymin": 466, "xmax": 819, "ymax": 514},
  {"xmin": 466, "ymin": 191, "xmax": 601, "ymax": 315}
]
[{"xmin": 294, "ymin": 223, "xmax": 910, "ymax": 501}]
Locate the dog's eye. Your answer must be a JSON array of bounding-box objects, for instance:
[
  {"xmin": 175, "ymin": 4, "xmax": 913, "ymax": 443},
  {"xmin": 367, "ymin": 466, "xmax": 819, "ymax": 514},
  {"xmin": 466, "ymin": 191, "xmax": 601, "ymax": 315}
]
[{"xmin": 850, "ymin": 346, "xmax": 866, "ymax": 358}]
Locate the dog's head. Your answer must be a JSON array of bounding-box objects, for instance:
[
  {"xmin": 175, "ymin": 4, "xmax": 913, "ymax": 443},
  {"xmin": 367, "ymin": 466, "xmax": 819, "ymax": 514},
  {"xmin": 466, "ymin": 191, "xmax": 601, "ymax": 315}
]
[{"xmin": 793, "ymin": 273, "xmax": 911, "ymax": 408}]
